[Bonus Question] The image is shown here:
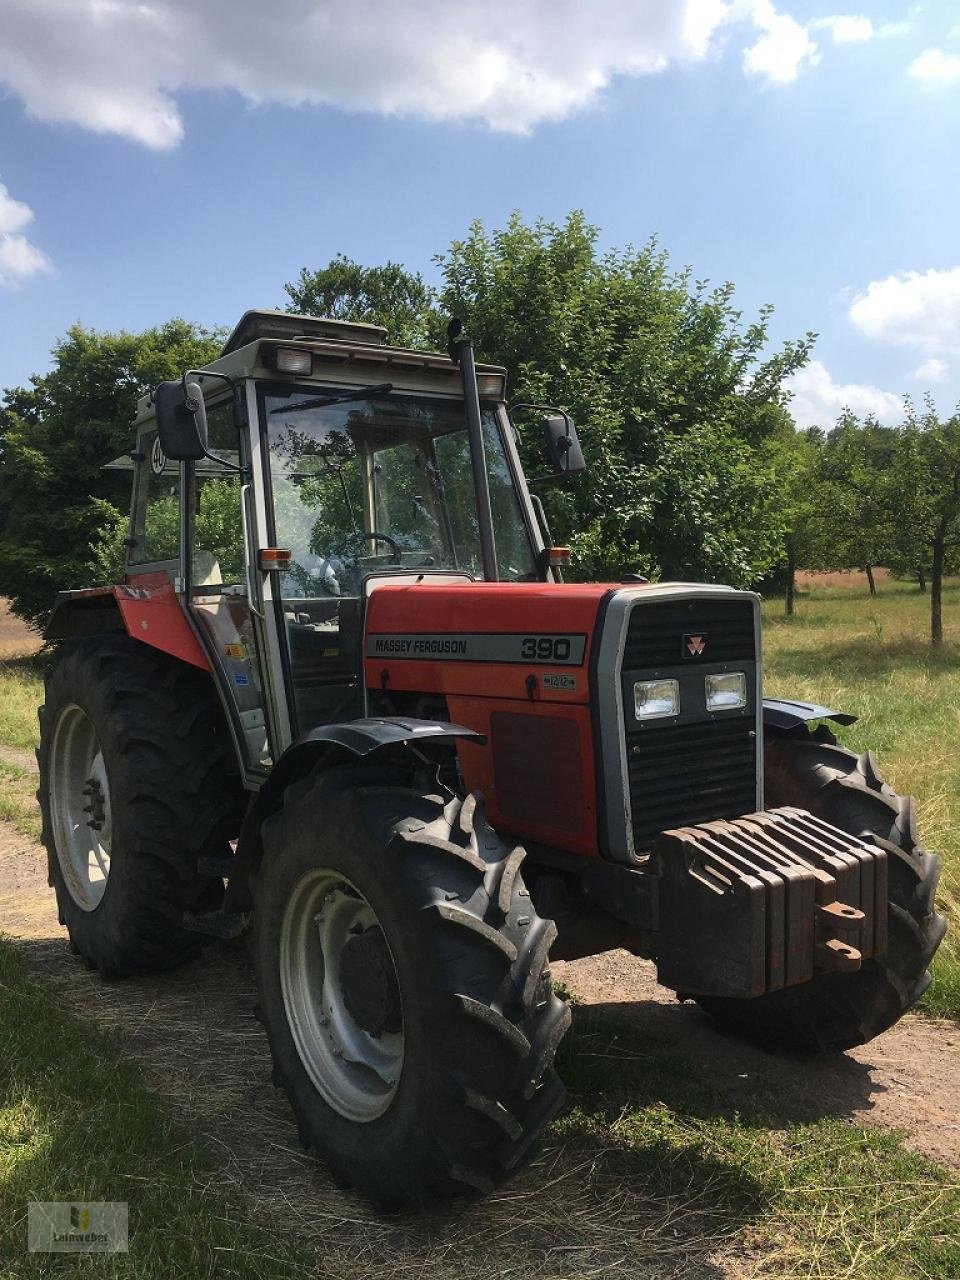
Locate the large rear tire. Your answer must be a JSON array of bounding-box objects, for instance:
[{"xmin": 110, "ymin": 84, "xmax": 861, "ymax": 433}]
[
  {"xmin": 252, "ymin": 768, "xmax": 569, "ymax": 1210},
  {"xmin": 38, "ymin": 636, "xmax": 240, "ymax": 976},
  {"xmin": 694, "ymin": 724, "xmax": 947, "ymax": 1052}
]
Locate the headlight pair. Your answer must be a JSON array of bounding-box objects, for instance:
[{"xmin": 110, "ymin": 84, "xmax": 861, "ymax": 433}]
[{"xmin": 633, "ymin": 671, "xmax": 747, "ymax": 721}]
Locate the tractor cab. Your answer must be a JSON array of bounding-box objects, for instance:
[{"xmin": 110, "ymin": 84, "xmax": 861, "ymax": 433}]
[{"xmin": 129, "ymin": 310, "xmax": 574, "ymax": 781}]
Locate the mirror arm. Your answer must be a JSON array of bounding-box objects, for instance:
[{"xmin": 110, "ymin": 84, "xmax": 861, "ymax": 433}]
[
  {"xmin": 508, "ymin": 401, "xmax": 573, "ymax": 432},
  {"xmin": 179, "ymin": 368, "xmax": 247, "ymax": 475}
]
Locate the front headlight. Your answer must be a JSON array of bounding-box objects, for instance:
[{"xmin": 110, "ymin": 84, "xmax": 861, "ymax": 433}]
[
  {"xmin": 634, "ymin": 677, "xmax": 679, "ymax": 720},
  {"xmin": 705, "ymin": 671, "xmax": 747, "ymax": 711}
]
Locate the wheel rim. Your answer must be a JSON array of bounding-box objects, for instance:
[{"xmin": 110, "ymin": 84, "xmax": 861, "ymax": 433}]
[
  {"xmin": 279, "ymin": 868, "xmax": 404, "ymax": 1122},
  {"xmin": 49, "ymin": 704, "xmax": 113, "ymax": 911}
]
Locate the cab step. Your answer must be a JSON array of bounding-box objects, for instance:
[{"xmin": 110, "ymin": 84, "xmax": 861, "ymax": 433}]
[{"xmin": 182, "ymin": 909, "xmax": 251, "ymax": 939}]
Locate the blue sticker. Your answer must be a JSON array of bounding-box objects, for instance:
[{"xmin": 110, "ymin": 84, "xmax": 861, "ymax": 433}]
[{"xmin": 234, "ymin": 673, "xmax": 250, "ymax": 686}]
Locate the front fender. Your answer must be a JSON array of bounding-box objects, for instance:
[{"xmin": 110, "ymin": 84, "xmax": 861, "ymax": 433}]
[
  {"xmin": 224, "ymin": 718, "xmax": 483, "ymax": 912},
  {"xmin": 763, "ymin": 697, "xmax": 857, "ymax": 732}
]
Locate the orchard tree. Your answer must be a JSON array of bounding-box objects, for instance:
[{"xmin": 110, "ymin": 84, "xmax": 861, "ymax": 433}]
[
  {"xmin": 0, "ymin": 320, "xmax": 222, "ymax": 625},
  {"xmin": 771, "ymin": 427, "xmax": 824, "ymax": 615},
  {"xmin": 432, "ymin": 212, "xmax": 814, "ymax": 584},
  {"xmin": 894, "ymin": 400, "xmax": 960, "ymax": 645},
  {"xmin": 817, "ymin": 412, "xmax": 901, "ymax": 595},
  {"xmin": 285, "ymin": 254, "xmax": 437, "ymax": 349}
]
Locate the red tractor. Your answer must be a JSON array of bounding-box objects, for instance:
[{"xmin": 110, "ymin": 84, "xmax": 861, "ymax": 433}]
[{"xmin": 39, "ymin": 310, "xmax": 945, "ymax": 1209}]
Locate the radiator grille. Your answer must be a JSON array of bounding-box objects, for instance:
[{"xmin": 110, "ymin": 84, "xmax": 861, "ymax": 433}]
[
  {"xmin": 627, "ymin": 718, "xmax": 758, "ymax": 851},
  {"xmin": 623, "ymin": 598, "xmax": 756, "ymax": 669}
]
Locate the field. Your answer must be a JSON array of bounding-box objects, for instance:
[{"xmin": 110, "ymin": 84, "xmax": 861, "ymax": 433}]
[{"xmin": 0, "ymin": 581, "xmax": 957, "ymax": 1278}]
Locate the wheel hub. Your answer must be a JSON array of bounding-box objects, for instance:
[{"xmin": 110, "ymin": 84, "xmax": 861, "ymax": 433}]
[
  {"xmin": 339, "ymin": 927, "xmax": 402, "ymax": 1038},
  {"xmin": 83, "ymin": 776, "xmax": 107, "ymax": 831},
  {"xmin": 49, "ymin": 705, "xmax": 113, "ymax": 912},
  {"xmin": 279, "ymin": 870, "xmax": 404, "ymax": 1122}
]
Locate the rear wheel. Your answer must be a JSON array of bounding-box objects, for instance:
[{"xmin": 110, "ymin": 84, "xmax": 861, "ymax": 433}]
[
  {"xmin": 253, "ymin": 768, "xmax": 569, "ymax": 1210},
  {"xmin": 38, "ymin": 636, "xmax": 240, "ymax": 976},
  {"xmin": 694, "ymin": 724, "xmax": 947, "ymax": 1052}
]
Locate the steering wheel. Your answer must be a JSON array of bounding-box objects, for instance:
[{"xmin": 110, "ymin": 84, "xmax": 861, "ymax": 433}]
[
  {"xmin": 312, "ymin": 531, "xmax": 403, "ymax": 598},
  {"xmin": 331, "ymin": 530, "xmax": 403, "ymax": 564}
]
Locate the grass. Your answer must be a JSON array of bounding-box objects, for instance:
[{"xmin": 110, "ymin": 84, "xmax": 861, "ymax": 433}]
[
  {"xmin": 1, "ymin": 931, "xmax": 956, "ymax": 1280},
  {"xmin": 0, "ymin": 763, "xmax": 41, "ymax": 843},
  {"xmin": 762, "ymin": 576, "xmax": 960, "ymax": 1020},
  {"xmin": 554, "ymin": 999, "xmax": 960, "ymax": 1280},
  {"xmin": 0, "ymin": 655, "xmax": 44, "ymax": 753},
  {"xmin": 0, "ymin": 939, "xmax": 319, "ymax": 1279}
]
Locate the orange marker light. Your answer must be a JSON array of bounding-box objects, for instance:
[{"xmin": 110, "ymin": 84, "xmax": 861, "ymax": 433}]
[
  {"xmin": 258, "ymin": 548, "xmax": 293, "ymax": 571},
  {"xmin": 547, "ymin": 546, "xmax": 571, "ymax": 568}
]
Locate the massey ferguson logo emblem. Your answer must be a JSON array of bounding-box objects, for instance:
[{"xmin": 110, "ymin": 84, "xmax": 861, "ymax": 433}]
[{"xmin": 683, "ymin": 633, "xmax": 707, "ymax": 658}]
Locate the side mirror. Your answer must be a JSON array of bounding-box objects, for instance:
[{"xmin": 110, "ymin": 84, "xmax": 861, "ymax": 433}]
[
  {"xmin": 543, "ymin": 413, "xmax": 585, "ymax": 477},
  {"xmin": 155, "ymin": 379, "xmax": 209, "ymax": 461}
]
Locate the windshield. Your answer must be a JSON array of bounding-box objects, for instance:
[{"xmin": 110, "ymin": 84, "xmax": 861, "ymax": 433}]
[{"xmin": 263, "ymin": 388, "xmax": 537, "ymax": 594}]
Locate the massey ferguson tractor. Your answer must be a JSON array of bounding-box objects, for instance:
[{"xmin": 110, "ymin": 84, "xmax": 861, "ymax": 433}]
[{"xmin": 38, "ymin": 310, "xmax": 945, "ymax": 1209}]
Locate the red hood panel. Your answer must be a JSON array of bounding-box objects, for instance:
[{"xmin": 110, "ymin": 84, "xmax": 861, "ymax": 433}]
[{"xmin": 363, "ymin": 581, "xmax": 616, "ymax": 704}]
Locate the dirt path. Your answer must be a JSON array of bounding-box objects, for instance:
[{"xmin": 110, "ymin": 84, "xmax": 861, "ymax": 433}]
[
  {"xmin": 0, "ymin": 744, "xmax": 37, "ymax": 772},
  {"xmin": 0, "ymin": 818, "xmax": 957, "ymax": 1279}
]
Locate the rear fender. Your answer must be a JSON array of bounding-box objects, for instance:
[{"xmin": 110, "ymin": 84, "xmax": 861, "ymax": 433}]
[
  {"xmin": 223, "ymin": 718, "xmax": 484, "ymax": 912},
  {"xmin": 46, "ymin": 575, "xmax": 209, "ymax": 670}
]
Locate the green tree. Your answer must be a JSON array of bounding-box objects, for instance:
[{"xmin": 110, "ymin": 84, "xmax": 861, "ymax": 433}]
[
  {"xmin": 285, "ymin": 254, "xmax": 437, "ymax": 349},
  {"xmin": 0, "ymin": 320, "xmax": 222, "ymax": 626},
  {"xmin": 894, "ymin": 399, "xmax": 960, "ymax": 645},
  {"xmin": 432, "ymin": 212, "xmax": 815, "ymax": 584},
  {"xmin": 768, "ymin": 427, "xmax": 824, "ymax": 615},
  {"xmin": 817, "ymin": 412, "xmax": 902, "ymax": 596}
]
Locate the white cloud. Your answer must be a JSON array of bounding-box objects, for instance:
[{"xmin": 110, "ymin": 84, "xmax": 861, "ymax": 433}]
[
  {"xmin": 0, "ymin": 180, "xmax": 51, "ymax": 287},
  {"xmin": 812, "ymin": 15, "xmax": 875, "ymax": 44},
  {"xmin": 743, "ymin": 0, "xmax": 819, "ymax": 83},
  {"xmin": 785, "ymin": 360, "xmax": 903, "ymax": 427},
  {"xmin": 0, "ymin": 0, "xmax": 857, "ymax": 148},
  {"xmin": 912, "ymin": 357, "xmax": 949, "ymax": 383},
  {"xmin": 909, "ymin": 48, "xmax": 960, "ymax": 83},
  {"xmin": 849, "ymin": 267, "xmax": 960, "ymax": 354}
]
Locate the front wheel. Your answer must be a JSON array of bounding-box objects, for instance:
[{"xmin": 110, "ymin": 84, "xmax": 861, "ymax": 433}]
[
  {"xmin": 253, "ymin": 769, "xmax": 569, "ymax": 1210},
  {"xmin": 694, "ymin": 725, "xmax": 947, "ymax": 1052}
]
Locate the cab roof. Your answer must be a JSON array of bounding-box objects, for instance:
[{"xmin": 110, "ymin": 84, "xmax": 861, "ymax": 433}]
[{"xmin": 135, "ymin": 309, "xmax": 506, "ymax": 422}]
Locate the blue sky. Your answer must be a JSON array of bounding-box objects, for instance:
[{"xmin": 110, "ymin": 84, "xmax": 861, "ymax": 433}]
[{"xmin": 1, "ymin": 0, "xmax": 958, "ymax": 427}]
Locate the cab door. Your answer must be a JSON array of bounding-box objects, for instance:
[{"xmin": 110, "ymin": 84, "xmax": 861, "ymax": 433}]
[{"xmin": 185, "ymin": 399, "xmax": 274, "ymax": 775}]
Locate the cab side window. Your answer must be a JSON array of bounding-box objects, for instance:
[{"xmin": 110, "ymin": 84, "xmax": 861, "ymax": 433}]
[
  {"xmin": 192, "ymin": 401, "xmax": 244, "ymax": 588},
  {"xmin": 130, "ymin": 429, "xmax": 179, "ymax": 565}
]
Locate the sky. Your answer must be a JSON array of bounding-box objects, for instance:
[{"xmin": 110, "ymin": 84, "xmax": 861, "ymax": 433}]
[{"xmin": 0, "ymin": 0, "xmax": 958, "ymax": 429}]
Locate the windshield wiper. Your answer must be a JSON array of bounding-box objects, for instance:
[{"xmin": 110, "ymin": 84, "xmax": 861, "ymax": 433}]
[{"xmin": 270, "ymin": 383, "xmax": 393, "ymax": 414}]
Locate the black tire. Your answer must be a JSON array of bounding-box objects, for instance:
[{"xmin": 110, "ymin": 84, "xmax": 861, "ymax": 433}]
[
  {"xmin": 694, "ymin": 724, "xmax": 947, "ymax": 1053},
  {"xmin": 253, "ymin": 768, "xmax": 569, "ymax": 1210},
  {"xmin": 38, "ymin": 635, "xmax": 240, "ymax": 976}
]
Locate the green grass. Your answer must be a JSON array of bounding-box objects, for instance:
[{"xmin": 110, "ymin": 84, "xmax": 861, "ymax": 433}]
[
  {"xmin": 556, "ymin": 1000, "xmax": 960, "ymax": 1280},
  {"xmin": 762, "ymin": 577, "xmax": 960, "ymax": 1019},
  {"xmin": 0, "ymin": 940, "xmax": 319, "ymax": 1279},
  {"xmin": 0, "ymin": 763, "xmax": 41, "ymax": 843},
  {"xmin": 0, "ymin": 655, "xmax": 44, "ymax": 753}
]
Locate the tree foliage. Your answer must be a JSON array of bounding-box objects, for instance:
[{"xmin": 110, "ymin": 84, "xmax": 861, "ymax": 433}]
[
  {"xmin": 432, "ymin": 212, "xmax": 815, "ymax": 583},
  {"xmin": 284, "ymin": 254, "xmax": 436, "ymax": 349},
  {"xmin": 0, "ymin": 320, "xmax": 222, "ymax": 625}
]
